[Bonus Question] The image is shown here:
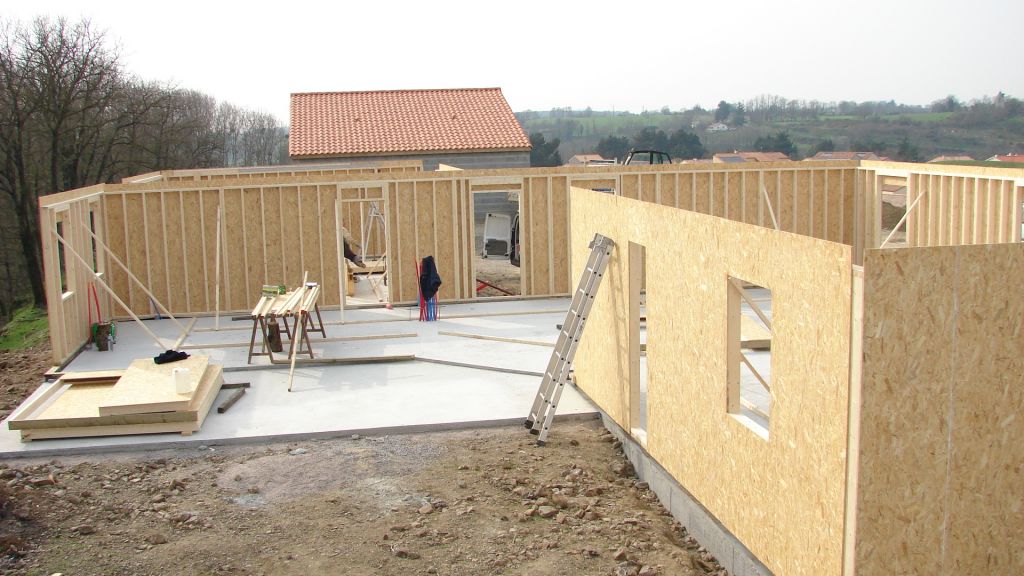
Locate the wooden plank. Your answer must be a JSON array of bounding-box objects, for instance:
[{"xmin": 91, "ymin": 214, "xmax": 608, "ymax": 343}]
[
  {"xmin": 438, "ymin": 330, "xmax": 552, "ymax": 347},
  {"xmin": 216, "ymin": 388, "xmax": 245, "ymax": 413}
]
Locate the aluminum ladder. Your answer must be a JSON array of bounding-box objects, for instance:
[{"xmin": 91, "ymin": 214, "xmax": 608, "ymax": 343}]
[{"xmin": 525, "ymin": 233, "xmax": 615, "ymax": 445}]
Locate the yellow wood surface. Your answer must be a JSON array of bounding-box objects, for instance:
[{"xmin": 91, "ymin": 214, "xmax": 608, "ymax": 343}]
[
  {"xmin": 96, "ymin": 355, "xmax": 210, "ymax": 416},
  {"xmin": 855, "ymin": 245, "xmax": 1024, "ymax": 573},
  {"xmin": 569, "ymin": 187, "xmax": 853, "ymax": 576}
]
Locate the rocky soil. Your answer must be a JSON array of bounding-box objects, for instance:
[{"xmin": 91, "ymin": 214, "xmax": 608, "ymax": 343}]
[{"xmin": 1, "ymin": 343, "xmax": 730, "ymax": 575}]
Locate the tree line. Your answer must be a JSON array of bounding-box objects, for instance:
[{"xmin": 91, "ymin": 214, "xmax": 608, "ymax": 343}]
[{"xmin": 0, "ymin": 17, "xmax": 287, "ymax": 319}]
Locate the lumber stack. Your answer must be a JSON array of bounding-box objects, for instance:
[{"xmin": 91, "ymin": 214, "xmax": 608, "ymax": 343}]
[{"xmin": 6, "ymin": 355, "xmax": 223, "ymax": 442}]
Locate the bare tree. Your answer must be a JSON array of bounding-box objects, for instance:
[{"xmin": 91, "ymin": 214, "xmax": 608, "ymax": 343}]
[{"xmin": 0, "ymin": 16, "xmax": 288, "ymax": 313}]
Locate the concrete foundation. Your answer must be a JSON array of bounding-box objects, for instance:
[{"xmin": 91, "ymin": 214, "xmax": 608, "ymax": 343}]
[{"xmin": 600, "ymin": 412, "xmax": 774, "ymax": 576}]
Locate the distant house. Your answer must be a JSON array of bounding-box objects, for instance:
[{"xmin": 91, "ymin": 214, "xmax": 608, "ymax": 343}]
[
  {"xmin": 807, "ymin": 151, "xmax": 886, "ymax": 161},
  {"xmin": 927, "ymin": 155, "xmax": 974, "ymax": 163},
  {"xmin": 706, "ymin": 122, "xmax": 729, "ymax": 132},
  {"xmin": 566, "ymin": 154, "xmax": 614, "ymax": 166},
  {"xmin": 986, "ymin": 154, "xmax": 1024, "ymax": 163},
  {"xmin": 289, "ymin": 88, "xmax": 531, "ymax": 170},
  {"xmin": 713, "ymin": 151, "xmax": 790, "ymax": 163}
]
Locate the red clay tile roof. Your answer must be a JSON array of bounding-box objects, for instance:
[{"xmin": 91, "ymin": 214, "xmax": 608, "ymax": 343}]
[
  {"xmin": 808, "ymin": 151, "xmax": 883, "ymax": 161},
  {"xmin": 714, "ymin": 152, "xmax": 791, "ymax": 162},
  {"xmin": 289, "ymin": 88, "xmax": 531, "ymax": 158},
  {"xmin": 927, "ymin": 155, "xmax": 974, "ymax": 163},
  {"xmin": 988, "ymin": 154, "xmax": 1024, "ymax": 162}
]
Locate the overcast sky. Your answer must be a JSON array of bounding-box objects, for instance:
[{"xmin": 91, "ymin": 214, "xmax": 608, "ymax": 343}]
[{"xmin": 6, "ymin": 0, "xmax": 1022, "ymax": 124}]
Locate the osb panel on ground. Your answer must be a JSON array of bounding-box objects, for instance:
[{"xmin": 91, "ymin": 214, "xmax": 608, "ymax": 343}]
[
  {"xmin": 856, "ymin": 245, "xmax": 1024, "ymax": 574},
  {"xmin": 569, "ymin": 188, "xmax": 853, "ymax": 576}
]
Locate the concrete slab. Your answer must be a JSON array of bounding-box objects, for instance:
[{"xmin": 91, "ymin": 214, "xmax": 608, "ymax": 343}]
[{"xmin": 1, "ymin": 298, "xmax": 599, "ymax": 457}]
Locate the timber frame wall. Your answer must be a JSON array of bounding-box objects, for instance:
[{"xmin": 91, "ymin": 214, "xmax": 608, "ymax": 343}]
[
  {"xmin": 569, "ymin": 158, "xmax": 1024, "ymax": 575},
  {"xmin": 38, "ymin": 160, "xmax": 1024, "ymax": 574}
]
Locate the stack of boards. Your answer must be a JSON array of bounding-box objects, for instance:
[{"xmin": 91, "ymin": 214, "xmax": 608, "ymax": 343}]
[{"xmin": 6, "ymin": 355, "xmax": 223, "ymax": 442}]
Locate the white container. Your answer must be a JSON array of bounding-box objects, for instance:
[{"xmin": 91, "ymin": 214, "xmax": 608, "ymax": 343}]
[{"xmin": 173, "ymin": 367, "xmax": 191, "ymax": 394}]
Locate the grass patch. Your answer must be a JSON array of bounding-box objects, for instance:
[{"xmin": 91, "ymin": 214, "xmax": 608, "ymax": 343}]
[{"xmin": 0, "ymin": 306, "xmax": 49, "ymax": 350}]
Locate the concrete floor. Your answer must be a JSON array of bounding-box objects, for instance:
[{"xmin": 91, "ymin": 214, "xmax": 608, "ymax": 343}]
[{"xmin": 0, "ymin": 298, "xmax": 597, "ymax": 457}]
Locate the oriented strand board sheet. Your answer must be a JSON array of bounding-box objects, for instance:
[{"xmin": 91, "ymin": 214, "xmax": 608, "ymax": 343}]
[
  {"xmin": 569, "ymin": 187, "xmax": 853, "ymax": 576},
  {"xmin": 9, "ymin": 364, "xmax": 223, "ymax": 440},
  {"xmin": 856, "ymin": 245, "xmax": 1024, "ymax": 574},
  {"xmin": 97, "ymin": 355, "xmax": 211, "ymax": 416}
]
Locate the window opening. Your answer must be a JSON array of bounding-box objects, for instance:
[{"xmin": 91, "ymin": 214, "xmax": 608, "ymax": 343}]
[
  {"xmin": 727, "ymin": 276, "xmax": 772, "ymax": 438},
  {"xmin": 629, "ymin": 242, "xmax": 648, "ymax": 444}
]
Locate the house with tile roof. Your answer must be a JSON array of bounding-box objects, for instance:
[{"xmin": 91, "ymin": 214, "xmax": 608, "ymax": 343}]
[
  {"xmin": 566, "ymin": 154, "xmax": 614, "ymax": 166},
  {"xmin": 289, "ymin": 88, "xmax": 532, "ymax": 170},
  {"xmin": 927, "ymin": 155, "xmax": 974, "ymax": 163},
  {"xmin": 985, "ymin": 153, "xmax": 1024, "ymax": 163},
  {"xmin": 806, "ymin": 151, "xmax": 887, "ymax": 161},
  {"xmin": 712, "ymin": 151, "xmax": 791, "ymax": 163}
]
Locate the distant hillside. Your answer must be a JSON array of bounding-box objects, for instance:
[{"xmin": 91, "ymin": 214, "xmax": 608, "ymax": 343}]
[{"xmin": 516, "ymin": 94, "xmax": 1024, "ymax": 162}]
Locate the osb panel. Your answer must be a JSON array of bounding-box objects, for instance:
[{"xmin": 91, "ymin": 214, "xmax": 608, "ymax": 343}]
[
  {"xmin": 856, "ymin": 248, "xmax": 952, "ymax": 574},
  {"xmin": 571, "ymin": 188, "xmax": 852, "ymax": 576},
  {"xmin": 123, "ymin": 194, "xmax": 147, "ymax": 313},
  {"xmin": 317, "ymin": 186, "xmax": 340, "ymax": 307},
  {"xmin": 145, "ymin": 193, "xmax": 169, "ymax": 311},
  {"xmin": 640, "ymin": 174, "xmax": 657, "ymax": 204},
  {"xmin": 842, "ymin": 169, "xmax": 855, "ymax": 245},
  {"xmin": 243, "ymin": 188, "xmax": 265, "ymax": 298},
  {"xmin": 827, "ymin": 170, "xmax": 844, "ymax": 242},
  {"xmin": 433, "ymin": 179, "xmax": 456, "ymax": 300},
  {"xmin": 946, "ymin": 245, "xmax": 1024, "ymax": 571},
  {"xmin": 393, "ymin": 181, "xmax": 416, "ymax": 303},
  {"xmin": 779, "ymin": 171, "xmax": 795, "ymax": 233},
  {"xmin": 620, "ymin": 174, "xmax": 639, "ymax": 200},
  {"xmin": 162, "ymin": 192, "xmax": 186, "ymax": 312},
  {"xmin": 693, "ymin": 172, "xmax": 710, "ymax": 215},
  {"xmin": 299, "ymin": 185, "xmax": 321, "ymax": 289},
  {"xmin": 384, "ymin": 185, "xmax": 399, "ymax": 299},
  {"xmin": 741, "ymin": 171, "xmax": 759, "ymax": 226},
  {"xmin": 711, "ymin": 170, "xmax": 726, "ymax": 218},
  {"xmin": 414, "ymin": 181, "xmax": 438, "ymax": 294},
  {"xmin": 279, "ymin": 187, "xmax": 301, "ymax": 292},
  {"xmin": 762, "ymin": 171, "xmax": 780, "ymax": 230},
  {"xmin": 812, "ymin": 170, "xmax": 826, "ymax": 239},
  {"xmin": 856, "ymin": 244, "xmax": 1024, "ymax": 574},
  {"xmin": 181, "ymin": 191, "xmax": 206, "ymax": 312},
  {"xmin": 102, "ymin": 194, "xmax": 130, "ymax": 316},
  {"xmin": 550, "ymin": 176, "xmax": 570, "ymax": 295},
  {"xmin": 222, "ymin": 189, "xmax": 246, "ymax": 310},
  {"xmin": 526, "ymin": 177, "xmax": 551, "ymax": 295},
  {"xmin": 261, "ymin": 187, "xmax": 284, "ymax": 286},
  {"xmin": 200, "ymin": 191, "xmax": 221, "ymax": 312},
  {"xmin": 725, "ymin": 171, "xmax": 741, "ymax": 222}
]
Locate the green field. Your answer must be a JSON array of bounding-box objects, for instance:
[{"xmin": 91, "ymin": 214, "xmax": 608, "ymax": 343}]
[{"xmin": 0, "ymin": 306, "xmax": 48, "ymax": 350}]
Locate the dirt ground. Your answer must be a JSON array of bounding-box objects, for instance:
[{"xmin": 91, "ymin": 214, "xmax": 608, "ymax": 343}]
[
  {"xmin": 474, "ymin": 256, "xmax": 521, "ymax": 298},
  {"xmin": 0, "ymin": 346, "xmax": 727, "ymax": 576}
]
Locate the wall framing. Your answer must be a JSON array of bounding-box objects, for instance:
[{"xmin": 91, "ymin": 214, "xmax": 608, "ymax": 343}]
[{"xmin": 570, "ymin": 187, "xmax": 853, "ymax": 575}]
